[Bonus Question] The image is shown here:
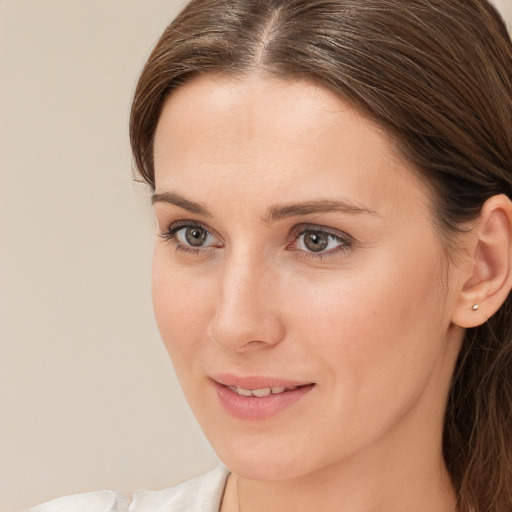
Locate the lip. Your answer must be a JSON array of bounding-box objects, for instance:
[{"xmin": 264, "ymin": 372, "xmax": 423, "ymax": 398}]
[
  {"xmin": 212, "ymin": 373, "xmax": 312, "ymax": 390},
  {"xmin": 210, "ymin": 373, "xmax": 315, "ymax": 421}
]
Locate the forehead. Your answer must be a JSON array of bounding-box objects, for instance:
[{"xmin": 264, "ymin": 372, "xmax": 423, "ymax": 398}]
[
  {"xmin": 154, "ymin": 74, "xmax": 374, "ymax": 157},
  {"xmin": 153, "ymin": 74, "xmax": 431, "ymax": 217}
]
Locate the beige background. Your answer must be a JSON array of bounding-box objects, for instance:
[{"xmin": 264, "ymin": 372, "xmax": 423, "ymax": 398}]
[{"xmin": 1, "ymin": 1, "xmax": 511, "ymax": 511}]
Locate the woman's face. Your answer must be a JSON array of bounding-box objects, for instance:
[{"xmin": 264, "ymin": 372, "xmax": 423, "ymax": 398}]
[{"xmin": 151, "ymin": 75, "xmax": 466, "ymax": 481}]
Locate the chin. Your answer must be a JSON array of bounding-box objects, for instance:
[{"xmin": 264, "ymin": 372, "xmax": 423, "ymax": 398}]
[
  {"xmin": 221, "ymin": 454, "xmax": 309, "ymax": 482},
  {"xmin": 206, "ymin": 428, "xmax": 325, "ymax": 482}
]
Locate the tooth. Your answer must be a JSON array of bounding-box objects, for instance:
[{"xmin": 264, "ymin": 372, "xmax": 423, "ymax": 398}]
[
  {"xmin": 230, "ymin": 385, "xmax": 300, "ymax": 397},
  {"xmin": 252, "ymin": 387, "xmax": 272, "ymax": 397}
]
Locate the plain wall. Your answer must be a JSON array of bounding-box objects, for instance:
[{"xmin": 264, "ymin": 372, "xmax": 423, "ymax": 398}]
[
  {"xmin": 1, "ymin": 1, "xmax": 511, "ymax": 511},
  {"xmin": 0, "ymin": 2, "xmax": 219, "ymax": 511}
]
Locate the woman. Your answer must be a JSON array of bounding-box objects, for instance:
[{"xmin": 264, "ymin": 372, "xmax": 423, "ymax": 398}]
[{"xmin": 30, "ymin": 0, "xmax": 512, "ymax": 511}]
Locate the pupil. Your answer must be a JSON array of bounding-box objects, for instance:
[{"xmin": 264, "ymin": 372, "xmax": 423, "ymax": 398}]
[
  {"xmin": 185, "ymin": 227, "xmax": 207, "ymax": 246},
  {"xmin": 304, "ymin": 231, "xmax": 328, "ymax": 252}
]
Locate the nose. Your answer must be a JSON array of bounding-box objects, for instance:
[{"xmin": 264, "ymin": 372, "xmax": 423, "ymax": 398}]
[{"xmin": 207, "ymin": 252, "xmax": 285, "ymax": 352}]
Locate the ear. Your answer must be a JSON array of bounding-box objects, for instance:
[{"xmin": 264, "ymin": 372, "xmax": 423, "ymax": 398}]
[{"xmin": 452, "ymin": 194, "xmax": 512, "ymax": 328}]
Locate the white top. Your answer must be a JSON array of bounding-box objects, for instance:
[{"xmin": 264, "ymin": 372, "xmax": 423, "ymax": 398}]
[{"xmin": 26, "ymin": 466, "xmax": 230, "ymax": 512}]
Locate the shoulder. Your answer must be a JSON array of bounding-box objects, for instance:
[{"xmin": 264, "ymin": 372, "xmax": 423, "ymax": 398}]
[
  {"xmin": 130, "ymin": 465, "xmax": 230, "ymax": 512},
  {"xmin": 26, "ymin": 490, "xmax": 128, "ymax": 512},
  {"xmin": 25, "ymin": 466, "xmax": 230, "ymax": 512}
]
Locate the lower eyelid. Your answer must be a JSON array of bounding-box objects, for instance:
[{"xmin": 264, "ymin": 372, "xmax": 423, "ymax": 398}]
[{"xmin": 174, "ymin": 245, "xmax": 208, "ymax": 255}]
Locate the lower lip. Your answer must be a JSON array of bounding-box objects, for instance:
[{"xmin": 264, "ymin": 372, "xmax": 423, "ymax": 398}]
[{"xmin": 212, "ymin": 381, "xmax": 315, "ymax": 421}]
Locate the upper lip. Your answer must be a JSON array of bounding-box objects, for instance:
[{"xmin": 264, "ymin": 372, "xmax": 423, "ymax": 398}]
[{"xmin": 210, "ymin": 373, "xmax": 314, "ymax": 390}]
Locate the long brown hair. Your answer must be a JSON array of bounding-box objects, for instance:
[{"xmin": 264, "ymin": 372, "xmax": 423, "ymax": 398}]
[{"xmin": 130, "ymin": 1, "xmax": 512, "ymax": 510}]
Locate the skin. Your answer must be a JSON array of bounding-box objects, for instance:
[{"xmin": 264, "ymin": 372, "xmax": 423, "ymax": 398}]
[{"xmin": 151, "ymin": 75, "xmax": 469, "ymax": 512}]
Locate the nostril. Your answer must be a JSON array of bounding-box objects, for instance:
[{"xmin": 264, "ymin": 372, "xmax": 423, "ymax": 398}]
[{"xmin": 207, "ymin": 316, "xmax": 285, "ymax": 351}]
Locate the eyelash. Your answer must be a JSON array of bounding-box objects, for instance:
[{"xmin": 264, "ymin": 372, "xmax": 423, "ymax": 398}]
[
  {"xmin": 287, "ymin": 225, "xmax": 354, "ymax": 259},
  {"xmin": 159, "ymin": 220, "xmax": 222, "ymax": 255},
  {"xmin": 159, "ymin": 221, "xmax": 354, "ymax": 259}
]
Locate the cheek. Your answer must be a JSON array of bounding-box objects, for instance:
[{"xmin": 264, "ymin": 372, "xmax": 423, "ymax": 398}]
[
  {"xmin": 286, "ymin": 249, "xmax": 446, "ymax": 394},
  {"xmin": 151, "ymin": 249, "xmax": 215, "ymax": 363}
]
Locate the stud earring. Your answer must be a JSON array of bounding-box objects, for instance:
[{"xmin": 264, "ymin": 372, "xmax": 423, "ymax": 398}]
[{"xmin": 472, "ymin": 304, "xmax": 479, "ymax": 311}]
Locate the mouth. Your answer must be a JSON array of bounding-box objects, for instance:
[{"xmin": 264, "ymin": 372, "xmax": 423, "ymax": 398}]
[
  {"xmin": 210, "ymin": 375, "xmax": 315, "ymax": 421},
  {"xmin": 227, "ymin": 384, "xmax": 309, "ymax": 397}
]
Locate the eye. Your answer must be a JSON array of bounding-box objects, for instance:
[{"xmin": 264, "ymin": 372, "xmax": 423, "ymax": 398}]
[
  {"xmin": 177, "ymin": 225, "xmax": 212, "ymax": 247},
  {"xmin": 289, "ymin": 226, "xmax": 353, "ymax": 258},
  {"xmin": 159, "ymin": 221, "xmax": 222, "ymax": 252}
]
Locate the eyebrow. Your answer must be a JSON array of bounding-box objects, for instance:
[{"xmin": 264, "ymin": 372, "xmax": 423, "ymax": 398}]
[
  {"xmin": 152, "ymin": 191, "xmax": 378, "ymax": 221},
  {"xmin": 152, "ymin": 191, "xmax": 212, "ymax": 217},
  {"xmin": 264, "ymin": 200, "xmax": 379, "ymax": 222}
]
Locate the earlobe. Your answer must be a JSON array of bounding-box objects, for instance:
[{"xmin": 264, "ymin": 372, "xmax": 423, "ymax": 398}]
[{"xmin": 451, "ymin": 194, "xmax": 512, "ymax": 328}]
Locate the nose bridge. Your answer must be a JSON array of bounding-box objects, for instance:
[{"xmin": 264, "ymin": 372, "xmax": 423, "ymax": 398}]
[{"xmin": 208, "ymin": 246, "xmax": 283, "ymax": 350}]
